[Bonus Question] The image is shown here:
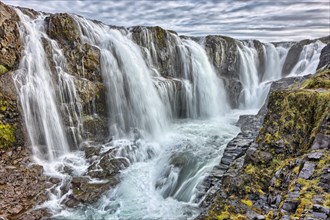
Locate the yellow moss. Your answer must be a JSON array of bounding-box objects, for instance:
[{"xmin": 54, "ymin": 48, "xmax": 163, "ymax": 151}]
[
  {"xmin": 266, "ymin": 210, "xmax": 273, "ymax": 220},
  {"xmin": 217, "ymin": 211, "xmax": 230, "ymax": 220},
  {"xmin": 0, "ymin": 123, "xmax": 16, "ymax": 149},
  {"xmin": 0, "ymin": 64, "xmax": 8, "ymax": 75},
  {"xmin": 241, "ymin": 199, "xmax": 253, "ymax": 207},
  {"xmin": 293, "ymin": 165, "xmax": 300, "ymax": 175},
  {"xmin": 324, "ymin": 194, "xmax": 330, "ymax": 208},
  {"xmin": 245, "ymin": 164, "xmax": 256, "ymax": 175},
  {"xmin": 300, "ymin": 69, "xmax": 330, "ymax": 89},
  {"xmin": 233, "ymin": 215, "xmax": 247, "ymax": 220}
]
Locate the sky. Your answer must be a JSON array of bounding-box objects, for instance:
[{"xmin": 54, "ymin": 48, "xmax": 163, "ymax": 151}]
[{"xmin": 3, "ymin": 0, "xmax": 330, "ymax": 41}]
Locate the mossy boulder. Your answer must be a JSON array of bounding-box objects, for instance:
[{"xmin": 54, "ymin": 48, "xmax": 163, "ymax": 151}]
[{"xmin": 0, "ymin": 93, "xmax": 24, "ymax": 150}]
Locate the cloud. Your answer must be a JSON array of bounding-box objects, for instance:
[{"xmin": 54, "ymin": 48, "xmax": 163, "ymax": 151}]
[{"xmin": 3, "ymin": 0, "xmax": 329, "ymax": 41}]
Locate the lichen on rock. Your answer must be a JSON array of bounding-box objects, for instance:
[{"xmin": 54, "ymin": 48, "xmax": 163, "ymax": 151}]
[{"xmin": 201, "ymin": 64, "xmax": 330, "ymax": 219}]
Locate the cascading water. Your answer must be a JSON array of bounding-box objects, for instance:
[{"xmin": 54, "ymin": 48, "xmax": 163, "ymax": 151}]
[
  {"xmin": 237, "ymin": 41, "xmax": 291, "ymax": 109},
  {"xmin": 75, "ymin": 16, "xmax": 169, "ymax": 138},
  {"xmin": 288, "ymin": 40, "xmax": 326, "ymax": 77},
  {"xmin": 13, "ymin": 10, "xmax": 326, "ymax": 220},
  {"xmin": 14, "ymin": 10, "xmax": 71, "ymax": 161}
]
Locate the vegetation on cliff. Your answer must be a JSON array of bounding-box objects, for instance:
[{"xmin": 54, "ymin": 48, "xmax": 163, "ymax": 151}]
[{"xmin": 204, "ymin": 65, "xmax": 330, "ymax": 219}]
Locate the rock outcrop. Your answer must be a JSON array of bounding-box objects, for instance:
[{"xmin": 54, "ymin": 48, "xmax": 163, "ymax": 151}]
[
  {"xmin": 199, "ymin": 46, "xmax": 330, "ymax": 220},
  {"xmin": 0, "ymin": 2, "xmax": 25, "ymax": 151},
  {"xmin": 44, "ymin": 13, "xmax": 108, "ymax": 143},
  {"xmin": 0, "ymin": 2, "xmax": 21, "ymax": 75}
]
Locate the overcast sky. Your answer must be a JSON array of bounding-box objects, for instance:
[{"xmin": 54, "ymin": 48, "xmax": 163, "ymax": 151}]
[{"xmin": 3, "ymin": 0, "xmax": 330, "ymax": 41}]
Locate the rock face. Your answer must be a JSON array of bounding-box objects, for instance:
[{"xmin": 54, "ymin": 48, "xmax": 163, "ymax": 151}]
[
  {"xmin": 204, "ymin": 35, "xmax": 241, "ymax": 108},
  {"xmin": 200, "ymin": 62, "xmax": 330, "ymax": 219},
  {"xmin": 0, "ymin": 2, "xmax": 25, "ymax": 151},
  {"xmin": 318, "ymin": 43, "xmax": 330, "ymax": 70},
  {"xmin": 0, "ymin": 2, "xmax": 22, "ymax": 75},
  {"xmin": 44, "ymin": 13, "xmax": 108, "ymax": 142}
]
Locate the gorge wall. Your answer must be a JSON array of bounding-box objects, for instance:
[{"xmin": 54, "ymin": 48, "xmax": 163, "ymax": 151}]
[{"xmin": 0, "ymin": 1, "xmax": 329, "ymax": 219}]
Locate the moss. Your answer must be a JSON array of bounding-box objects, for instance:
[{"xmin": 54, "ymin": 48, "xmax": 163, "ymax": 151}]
[
  {"xmin": 0, "ymin": 64, "xmax": 8, "ymax": 75},
  {"xmin": 0, "ymin": 123, "xmax": 16, "ymax": 149},
  {"xmin": 217, "ymin": 211, "xmax": 230, "ymax": 220},
  {"xmin": 245, "ymin": 164, "xmax": 256, "ymax": 175},
  {"xmin": 153, "ymin": 26, "xmax": 167, "ymax": 49},
  {"xmin": 241, "ymin": 199, "xmax": 253, "ymax": 207},
  {"xmin": 301, "ymin": 69, "xmax": 330, "ymax": 89}
]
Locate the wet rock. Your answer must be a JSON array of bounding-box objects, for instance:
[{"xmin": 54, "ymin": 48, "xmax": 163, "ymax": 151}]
[
  {"xmin": 131, "ymin": 26, "xmax": 179, "ymax": 78},
  {"xmin": 204, "ymin": 35, "xmax": 241, "ymax": 108},
  {"xmin": 84, "ymin": 146, "xmax": 100, "ymax": 159},
  {"xmin": 298, "ymin": 161, "xmax": 315, "ymax": 179},
  {"xmin": 0, "ymin": 147, "xmax": 52, "ymax": 219},
  {"xmin": 317, "ymin": 43, "xmax": 330, "ymax": 70},
  {"xmin": 282, "ymin": 39, "xmax": 313, "ymax": 76},
  {"xmin": 64, "ymin": 176, "xmax": 119, "ymax": 207}
]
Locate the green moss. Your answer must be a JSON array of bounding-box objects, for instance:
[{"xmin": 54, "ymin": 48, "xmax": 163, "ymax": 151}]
[
  {"xmin": 301, "ymin": 69, "xmax": 330, "ymax": 89},
  {"xmin": 153, "ymin": 26, "xmax": 167, "ymax": 49},
  {"xmin": 0, "ymin": 64, "xmax": 8, "ymax": 75},
  {"xmin": 0, "ymin": 123, "xmax": 16, "ymax": 149}
]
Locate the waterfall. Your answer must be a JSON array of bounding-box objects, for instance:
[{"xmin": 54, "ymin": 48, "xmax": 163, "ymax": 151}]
[
  {"xmin": 288, "ymin": 40, "xmax": 325, "ymax": 77},
  {"xmin": 74, "ymin": 16, "xmax": 169, "ymax": 138},
  {"xmin": 11, "ymin": 9, "xmax": 327, "ymax": 220},
  {"xmin": 129, "ymin": 27, "xmax": 229, "ymax": 118},
  {"xmin": 14, "ymin": 11, "xmax": 71, "ymax": 161}
]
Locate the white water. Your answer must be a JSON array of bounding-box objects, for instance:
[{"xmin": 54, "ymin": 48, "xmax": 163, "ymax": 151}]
[
  {"xmin": 53, "ymin": 113, "xmax": 242, "ymax": 220},
  {"xmin": 237, "ymin": 41, "xmax": 290, "ymax": 109},
  {"xmin": 14, "ymin": 11, "xmax": 71, "ymax": 161},
  {"xmin": 13, "ymin": 11, "xmax": 326, "ymax": 220},
  {"xmin": 237, "ymin": 40, "xmax": 325, "ymax": 109},
  {"xmin": 288, "ymin": 40, "xmax": 326, "ymax": 77}
]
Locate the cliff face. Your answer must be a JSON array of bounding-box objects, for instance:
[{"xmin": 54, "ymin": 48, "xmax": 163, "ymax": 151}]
[
  {"xmin": 201, "ymin": 47, "xmax": 330, "ymax": 219},
  {"xmin": 0, "ymin": 2, "xmax": 24, "ymax": 150}
]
